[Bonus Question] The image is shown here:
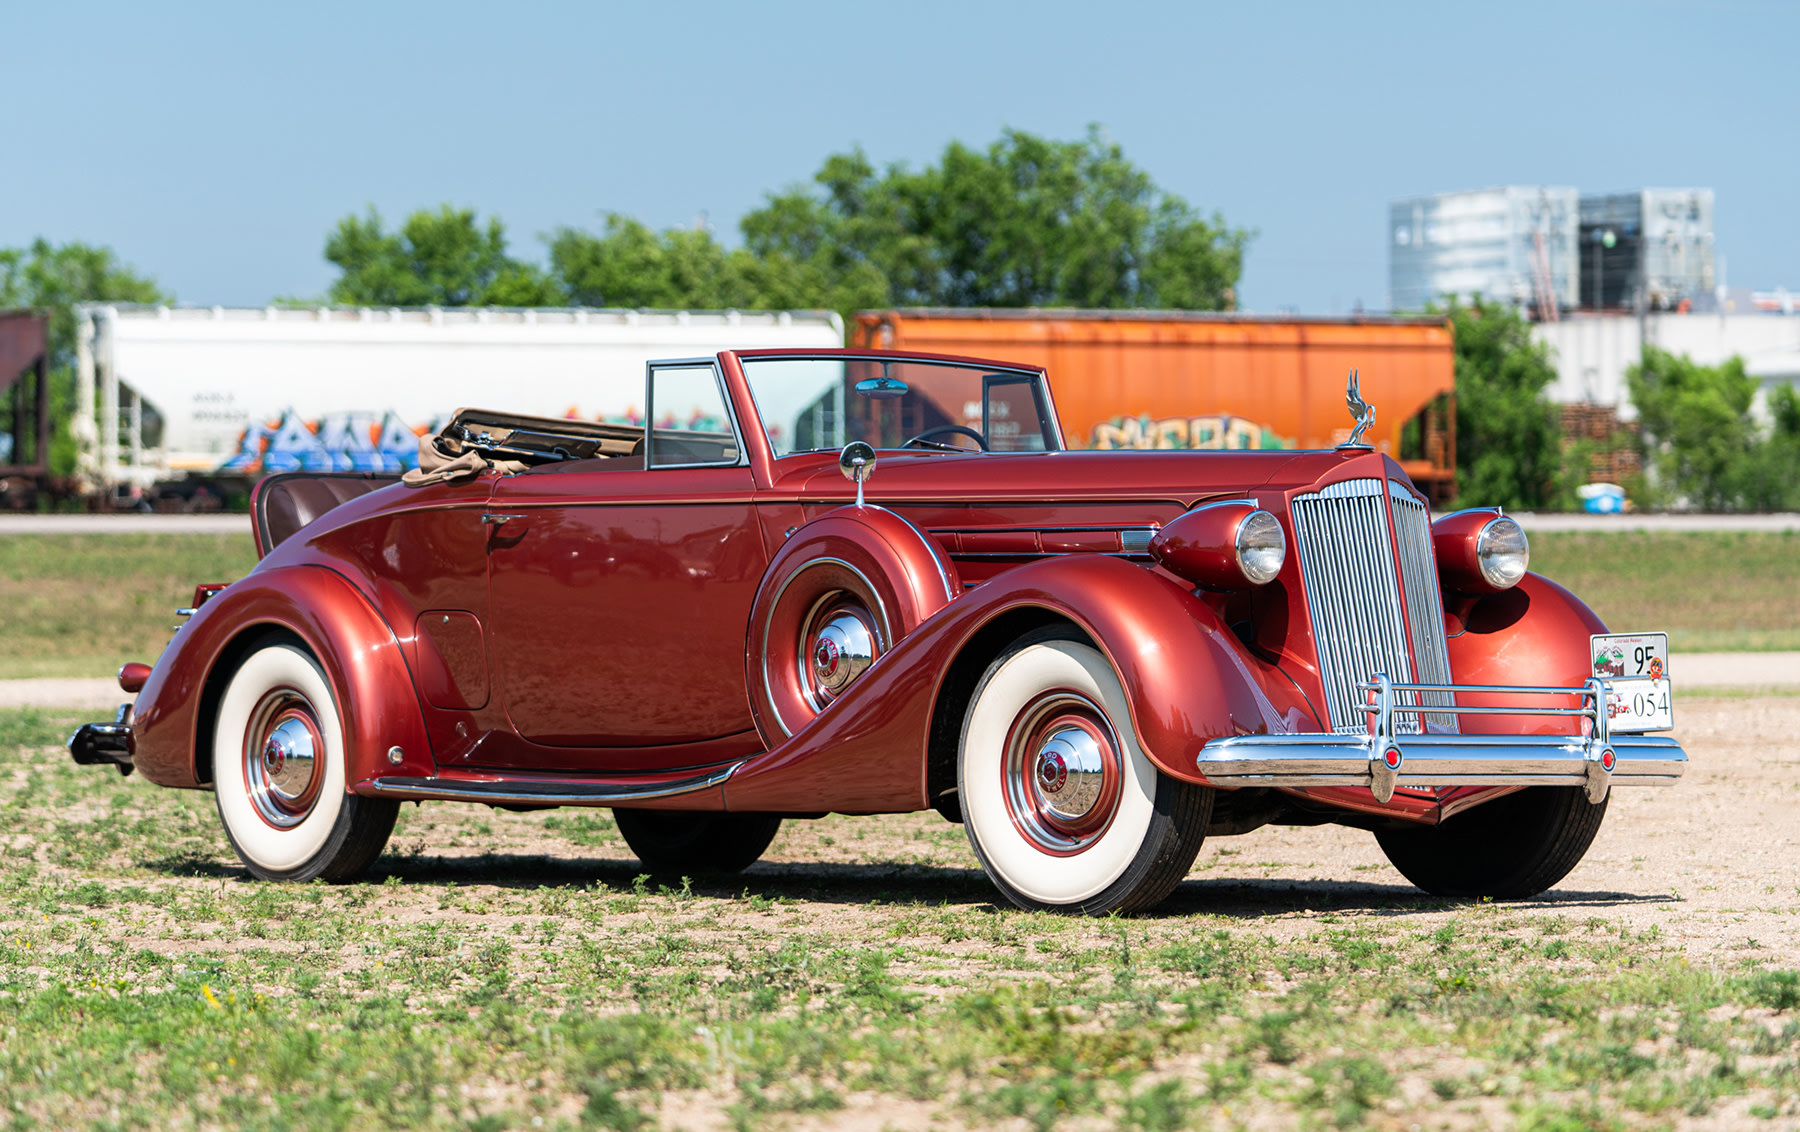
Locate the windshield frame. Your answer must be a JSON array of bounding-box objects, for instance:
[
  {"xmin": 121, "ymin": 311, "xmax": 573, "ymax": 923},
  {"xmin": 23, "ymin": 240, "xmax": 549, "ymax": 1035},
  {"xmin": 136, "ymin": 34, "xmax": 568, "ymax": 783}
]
[{"xmin": 730, "ymin": 348, "xmax": 1067, "ymax": 459}]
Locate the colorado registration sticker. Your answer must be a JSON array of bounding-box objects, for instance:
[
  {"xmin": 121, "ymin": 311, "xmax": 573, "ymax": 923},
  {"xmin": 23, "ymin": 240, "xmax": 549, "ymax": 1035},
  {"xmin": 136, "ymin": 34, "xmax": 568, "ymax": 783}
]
[{"xmin": 1590, "ymin": 632, "xmax": 1674, "ymax": 732}]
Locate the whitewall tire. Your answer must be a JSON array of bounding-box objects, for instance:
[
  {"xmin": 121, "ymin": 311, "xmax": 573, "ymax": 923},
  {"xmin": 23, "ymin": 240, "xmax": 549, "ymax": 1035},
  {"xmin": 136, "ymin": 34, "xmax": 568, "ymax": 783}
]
[
  {"xmin": 212, "ymin": 639, "xmax": 398, "ymax": 882},
  {"xmin": 958, "ymin": 627, "xmax": 1212, "ymax": 915}
]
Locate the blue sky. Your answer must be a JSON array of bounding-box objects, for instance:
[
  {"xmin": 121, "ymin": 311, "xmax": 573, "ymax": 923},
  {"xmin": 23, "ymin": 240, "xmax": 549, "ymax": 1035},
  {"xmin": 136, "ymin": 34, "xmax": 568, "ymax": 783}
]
[{"xmin": 4, "ymin": 0, "xmax": 1791, "ymax": 313}]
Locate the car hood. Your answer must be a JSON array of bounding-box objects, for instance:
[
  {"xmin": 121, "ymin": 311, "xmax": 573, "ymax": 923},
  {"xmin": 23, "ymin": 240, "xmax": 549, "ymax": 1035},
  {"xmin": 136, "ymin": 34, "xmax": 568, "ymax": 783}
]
[{"xmin": 789, "ymin": 447, "xmax": 1405, "ymax": 509}]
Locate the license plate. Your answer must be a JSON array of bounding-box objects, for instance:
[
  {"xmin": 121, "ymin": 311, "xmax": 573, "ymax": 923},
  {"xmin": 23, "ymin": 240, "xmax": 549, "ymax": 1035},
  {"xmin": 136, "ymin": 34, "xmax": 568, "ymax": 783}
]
[{"xmin": 1591, "ymin": 633, "xmax": 1673, "ymax": 732}]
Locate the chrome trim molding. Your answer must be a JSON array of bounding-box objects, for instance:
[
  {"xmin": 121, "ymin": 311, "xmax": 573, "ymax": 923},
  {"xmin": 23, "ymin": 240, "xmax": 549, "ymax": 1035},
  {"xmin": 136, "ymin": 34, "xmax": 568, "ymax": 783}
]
[
  {"xmin": 1119, "ymin": 527, "xmax": 1156, "ymax": 556},
  {"xmin": 1199, "ymin": 675, "xmax": 1683, "ymax": 803},
  {"xmin": 927, "ymin": 524, "xmax": 1160, "ymax": 559},
  {"xmin": 366, "ymin": 762, "xmax": 742, "ymax": 806}
]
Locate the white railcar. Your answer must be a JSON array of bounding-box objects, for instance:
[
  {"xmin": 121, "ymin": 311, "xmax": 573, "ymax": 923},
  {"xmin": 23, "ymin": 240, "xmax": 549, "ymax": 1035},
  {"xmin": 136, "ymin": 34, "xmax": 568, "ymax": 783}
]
[{"xmin": 74, "ymin": 304, "xmax": 843, "ymax": 503}]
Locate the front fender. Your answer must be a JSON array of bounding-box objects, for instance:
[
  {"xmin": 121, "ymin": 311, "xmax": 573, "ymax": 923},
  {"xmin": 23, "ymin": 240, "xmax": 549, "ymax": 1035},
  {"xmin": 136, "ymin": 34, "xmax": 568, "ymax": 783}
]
[
  {"xmin": 131, "ymin": 564, "xmax": 435, "ymax": 790},
  {"xmin": 723, "ymin": 554, "xmax": 1315, "ymax": 813},
  {"xmin": 1445, "ymin": 571, "xmax": 1608, "ymax": 735}
]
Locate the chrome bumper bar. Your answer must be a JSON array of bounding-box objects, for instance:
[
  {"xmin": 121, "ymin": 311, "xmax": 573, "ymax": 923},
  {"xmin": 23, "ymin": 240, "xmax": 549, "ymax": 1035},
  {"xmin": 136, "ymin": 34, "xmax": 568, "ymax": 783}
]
[{"xmin": 1198, "ymin": 674, "xmax": 1685, "ymax": 803}]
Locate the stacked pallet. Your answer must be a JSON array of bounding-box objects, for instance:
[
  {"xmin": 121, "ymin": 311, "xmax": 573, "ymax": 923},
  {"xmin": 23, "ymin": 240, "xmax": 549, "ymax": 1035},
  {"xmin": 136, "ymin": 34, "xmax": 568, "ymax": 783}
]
[{"xmin": 1560, "ymin": 403, "xmax": 1642, "ymax": 483}]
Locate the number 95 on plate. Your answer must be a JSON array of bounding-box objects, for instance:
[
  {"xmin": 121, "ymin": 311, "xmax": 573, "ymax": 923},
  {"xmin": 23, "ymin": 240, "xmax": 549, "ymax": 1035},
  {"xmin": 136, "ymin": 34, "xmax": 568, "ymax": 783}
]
[{"xmin": 1590, "ymin": 632, "xmax": 1673, "ymax": 732}]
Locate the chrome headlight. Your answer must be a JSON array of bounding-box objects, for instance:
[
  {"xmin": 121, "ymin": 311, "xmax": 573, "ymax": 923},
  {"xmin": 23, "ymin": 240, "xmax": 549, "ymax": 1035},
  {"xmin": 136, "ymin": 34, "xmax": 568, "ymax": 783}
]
[
  {"xmin": 1475, "ymin": 515, "xmax": 1529, "ymax": 589},
  {"xmin": 1234, "ymin": 509, "xmax": 1287, "ymax": 585},
  {"xmin": 1148, "ymin": 502, "xmax": 1287, "ymax": 589}
]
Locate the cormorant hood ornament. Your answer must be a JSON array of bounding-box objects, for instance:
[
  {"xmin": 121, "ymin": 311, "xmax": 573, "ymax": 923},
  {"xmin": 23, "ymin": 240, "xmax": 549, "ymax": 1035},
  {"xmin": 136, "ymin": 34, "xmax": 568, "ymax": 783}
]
[{"xmin": 1338, "ymin": 369, "xmax": 1376, "ymax": 449}]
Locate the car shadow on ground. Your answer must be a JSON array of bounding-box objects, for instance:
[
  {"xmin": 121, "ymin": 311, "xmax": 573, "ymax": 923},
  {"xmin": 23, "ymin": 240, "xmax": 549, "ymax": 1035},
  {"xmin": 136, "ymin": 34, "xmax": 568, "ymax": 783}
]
[
  {"xmin": 144, "ymin": 850, "xmax": 1680, "ymax": 919},
  {"xmin": 1153, "ymin": 878, "xmax": 1679, "ymax": 919}
]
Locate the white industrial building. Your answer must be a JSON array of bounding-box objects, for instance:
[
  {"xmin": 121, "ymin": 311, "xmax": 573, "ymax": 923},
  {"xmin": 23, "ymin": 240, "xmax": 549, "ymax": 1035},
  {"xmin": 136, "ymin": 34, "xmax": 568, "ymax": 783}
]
[{"xmin": 1533, "ymin": 313, "xmax": 1800, "ymax": 419}]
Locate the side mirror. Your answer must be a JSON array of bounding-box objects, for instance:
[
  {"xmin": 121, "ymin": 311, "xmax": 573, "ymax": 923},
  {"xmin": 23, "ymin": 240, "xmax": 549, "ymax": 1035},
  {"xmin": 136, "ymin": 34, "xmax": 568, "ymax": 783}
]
[{"xmin": 839, "ymin": 441, "xmax": 877, "ymax": 507}]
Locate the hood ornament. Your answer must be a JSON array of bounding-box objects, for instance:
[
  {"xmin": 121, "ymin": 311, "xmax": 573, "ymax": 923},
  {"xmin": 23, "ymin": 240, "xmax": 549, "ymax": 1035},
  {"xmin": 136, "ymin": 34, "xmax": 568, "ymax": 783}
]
[{"xmin": 1338, "ymin": 369, "xmax": 1375, "ymax": 449}]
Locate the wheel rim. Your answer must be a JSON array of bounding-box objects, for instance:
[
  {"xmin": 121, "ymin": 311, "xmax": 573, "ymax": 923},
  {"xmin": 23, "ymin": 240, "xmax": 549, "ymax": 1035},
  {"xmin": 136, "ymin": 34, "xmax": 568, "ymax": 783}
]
[
  {"xmin": 1000, "ymin": 691, "xmax": 1124, "ymax": 856},
  {"xmin": 243, "ymin": 690, "xmax": 324, "ymax": 829},
  {"xmin": 798, "ymin": 594, "xmax": 877, "ymax": 711}
]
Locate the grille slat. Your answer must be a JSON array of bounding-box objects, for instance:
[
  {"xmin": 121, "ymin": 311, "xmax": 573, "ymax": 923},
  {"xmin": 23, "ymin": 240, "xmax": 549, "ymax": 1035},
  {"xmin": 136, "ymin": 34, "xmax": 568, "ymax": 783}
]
[
  {"xmin": 1289, "ymin": 478, "xmax": 1454, "ymax": 735},
  {"xmin": 1389, "ymin": 483, "xmax": 1457, "ymax": 731}
]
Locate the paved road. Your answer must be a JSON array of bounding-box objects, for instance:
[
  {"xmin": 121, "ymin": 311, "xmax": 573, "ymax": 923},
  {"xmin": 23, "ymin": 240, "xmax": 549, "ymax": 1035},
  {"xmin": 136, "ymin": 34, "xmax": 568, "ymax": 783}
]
[
  {"xmin": 8, "ymin": 653, "xmax": 1796, "ymax": 711},
  {"xmin": 0, "ymin": 514, "xmax": 251, "ymax": 535},
  {"xmin": 1510, "ymin": 511, "xmax": 1800, "ymax": 532}
]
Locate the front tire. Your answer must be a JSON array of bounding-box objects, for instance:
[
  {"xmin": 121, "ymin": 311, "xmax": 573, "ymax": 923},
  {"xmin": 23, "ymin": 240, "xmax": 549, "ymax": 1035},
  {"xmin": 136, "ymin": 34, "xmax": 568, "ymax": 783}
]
[
  {"xmin": 1375, "ymin": 786, "xmax": 1608, "ymax": 899},
  {"xmin": 613, "ymin": 810, "xmax": 783, "ymax": 876},
  {"xmin": 958, "ymin": 627, "xmax": 1211, "ymax": 915},
  {"xmin": 212, "ymin": 640, "xmax": 398, "ymax": 882}
]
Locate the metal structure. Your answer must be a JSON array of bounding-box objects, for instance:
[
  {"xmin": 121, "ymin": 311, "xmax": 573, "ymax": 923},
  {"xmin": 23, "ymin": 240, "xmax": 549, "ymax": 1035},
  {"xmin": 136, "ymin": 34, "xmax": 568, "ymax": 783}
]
[
  {"xmin": 1579, "ymin": 189, "xmax": 1715, "ymax": 312},
  {"xmin": 1388, "ymin": 187, "xmax": 1580, "ymax": 314},
  {"xmin": 0, "ymin": 311, "xmax": 52, "ymax": 507}
]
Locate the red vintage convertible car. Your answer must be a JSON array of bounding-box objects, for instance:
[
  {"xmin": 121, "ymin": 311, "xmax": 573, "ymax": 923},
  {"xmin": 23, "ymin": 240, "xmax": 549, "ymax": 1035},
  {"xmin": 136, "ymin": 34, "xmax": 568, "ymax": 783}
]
[{"xmin": 71, "ymin": 349, "xmax": 1685, "ymax": 914}]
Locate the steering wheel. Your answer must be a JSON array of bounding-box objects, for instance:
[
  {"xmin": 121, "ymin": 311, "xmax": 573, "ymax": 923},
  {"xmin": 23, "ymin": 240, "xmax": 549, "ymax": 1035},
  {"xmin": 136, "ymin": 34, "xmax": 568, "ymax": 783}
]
[{"xmin": 901, "ymin": 425, "xmax": 989, "ymax": 452}]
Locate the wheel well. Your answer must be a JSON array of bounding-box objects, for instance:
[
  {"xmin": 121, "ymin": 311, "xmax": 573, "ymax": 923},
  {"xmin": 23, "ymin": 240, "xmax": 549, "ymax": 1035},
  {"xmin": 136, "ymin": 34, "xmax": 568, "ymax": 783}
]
[
  {"xmin": 925, "ymin": 607, "xmax": 1092, "ymax": 821},
  {"xmin": 192, "ymin": 625, "xmax": 310, "ymax": 785}
]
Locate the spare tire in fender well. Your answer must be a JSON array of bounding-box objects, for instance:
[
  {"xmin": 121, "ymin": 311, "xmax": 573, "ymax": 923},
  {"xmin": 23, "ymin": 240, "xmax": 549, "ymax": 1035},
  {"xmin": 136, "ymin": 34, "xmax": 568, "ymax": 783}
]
[{"xmin": 745, "ymin": 505, "xmax": 960, "ymax": 746}]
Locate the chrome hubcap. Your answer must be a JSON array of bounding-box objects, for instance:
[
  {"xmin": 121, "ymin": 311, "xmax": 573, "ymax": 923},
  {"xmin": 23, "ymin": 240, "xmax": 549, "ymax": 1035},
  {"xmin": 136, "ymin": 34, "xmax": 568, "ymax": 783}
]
[
  {"xmin": 1003, "ymin": 692, "xmax": 1123, "ymax": 855},
  {"xmin": 1032, "ymin": 725, "xmax": 1107, "ymax": 821},
  {"xmin": 800, "ymin": 599, "xmax": 877, "ymax": 709},
  {"xmin": 244, "ymin": 695, "xmax": 323, "ymax": 828}
]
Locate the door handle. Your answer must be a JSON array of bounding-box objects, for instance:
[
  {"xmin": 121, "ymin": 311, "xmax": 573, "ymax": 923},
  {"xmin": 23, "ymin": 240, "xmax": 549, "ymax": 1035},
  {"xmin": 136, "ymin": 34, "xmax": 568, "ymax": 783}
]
[{"xmin": 482, "ymin": 513, "xmax": 528, "ymax": 526}]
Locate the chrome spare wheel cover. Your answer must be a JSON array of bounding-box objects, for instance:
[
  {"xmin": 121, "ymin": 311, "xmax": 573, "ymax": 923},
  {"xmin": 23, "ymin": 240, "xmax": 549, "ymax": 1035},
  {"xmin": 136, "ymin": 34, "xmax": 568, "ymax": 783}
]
[
  {"xmin": 244, "ymin": 693, "xmax": 324, "ymax": 829},
  {"xmin": 1003, "ymin": 692, "xmax": 1124, "ymax": 854},
  {"xmin": 800, "ymin": 598, "xmax": 877, "ymax": 709}
]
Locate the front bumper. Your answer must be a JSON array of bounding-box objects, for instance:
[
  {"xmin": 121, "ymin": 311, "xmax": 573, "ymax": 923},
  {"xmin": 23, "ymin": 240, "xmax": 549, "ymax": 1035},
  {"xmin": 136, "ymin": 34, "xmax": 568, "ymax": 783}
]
[{"xmin": 1198, "ymin": 675, "xmax": 1686, "ymax": 803}]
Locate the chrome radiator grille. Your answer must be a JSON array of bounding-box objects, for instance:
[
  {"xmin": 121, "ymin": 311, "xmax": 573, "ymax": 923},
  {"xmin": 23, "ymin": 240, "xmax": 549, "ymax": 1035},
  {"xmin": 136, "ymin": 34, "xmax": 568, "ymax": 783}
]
[{"xmin": 1288, "ymin": 478, "xmax": 1457, "ymax": 734}]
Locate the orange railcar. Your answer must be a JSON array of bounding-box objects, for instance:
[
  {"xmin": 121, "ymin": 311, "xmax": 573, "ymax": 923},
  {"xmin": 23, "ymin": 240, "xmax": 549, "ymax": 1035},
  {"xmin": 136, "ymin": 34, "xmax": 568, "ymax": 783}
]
[{"xmin": 853, "ymin": 309, "xmax": 1457, "ymax": 500}]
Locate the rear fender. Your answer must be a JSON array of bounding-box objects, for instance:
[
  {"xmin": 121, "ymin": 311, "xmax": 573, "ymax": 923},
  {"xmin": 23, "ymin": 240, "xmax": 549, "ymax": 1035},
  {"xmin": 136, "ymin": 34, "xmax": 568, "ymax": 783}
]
[
  {"xmin": 131, "ymin": 565, "xmax": 435, "ymax": 790},
  {"xmin": 723, "ymin": 554, "xmax": 1315, "ymax": 813}
]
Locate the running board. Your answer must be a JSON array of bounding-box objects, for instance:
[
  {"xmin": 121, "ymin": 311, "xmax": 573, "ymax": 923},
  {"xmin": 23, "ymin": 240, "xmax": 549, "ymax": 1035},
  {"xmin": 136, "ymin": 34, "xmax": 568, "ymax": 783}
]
[{"xmin": 364, "ymin": 762, "xmax": 741, "ymax": 807}]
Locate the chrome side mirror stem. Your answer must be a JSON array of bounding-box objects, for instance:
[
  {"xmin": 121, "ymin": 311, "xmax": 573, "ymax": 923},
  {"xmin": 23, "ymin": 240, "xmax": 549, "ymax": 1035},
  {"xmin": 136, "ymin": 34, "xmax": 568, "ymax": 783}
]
[{"xmin": 839, "ymin": 441, "xmax": 877, "ymax": 508}]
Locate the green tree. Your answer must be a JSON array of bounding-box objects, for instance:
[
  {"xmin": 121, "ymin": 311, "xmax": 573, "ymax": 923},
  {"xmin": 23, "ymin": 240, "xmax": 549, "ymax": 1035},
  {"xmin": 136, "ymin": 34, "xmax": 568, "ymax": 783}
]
[
  {"xmin": 536, "ymin": 127, "xmax": 1248, "ymax": 318},
  {"xmin": 324, "ymin": 205, "xmax": 561, "ymax": 307},
  {"xmin": 1627, "ymin": 347, "xmax": 1779, "ymax": 511},
  {"xmin": 1759, "ymin": 383, "xmax": 1800, "ymax": 510},
  {"xmin": 740, "ymin": 127, "xmax": 1249, "ymax": 311},
  {"xmin": 0, "ymin": 239, "xmax": 167, "ymax": 478},
  {"xmin": 549, "ymin": 214, "xmax": 748, "ymax": 309},
  {"xmin": 1443, "ymin": 298, "xmax": 1565, "ymax": 510}
]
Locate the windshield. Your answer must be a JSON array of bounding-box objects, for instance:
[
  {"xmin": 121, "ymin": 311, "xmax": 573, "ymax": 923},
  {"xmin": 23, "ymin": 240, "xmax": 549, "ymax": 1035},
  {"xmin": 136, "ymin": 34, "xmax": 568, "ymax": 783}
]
[{"xmin": 740, "ymin": 357, "xmax": 1061, "ymax": 457}]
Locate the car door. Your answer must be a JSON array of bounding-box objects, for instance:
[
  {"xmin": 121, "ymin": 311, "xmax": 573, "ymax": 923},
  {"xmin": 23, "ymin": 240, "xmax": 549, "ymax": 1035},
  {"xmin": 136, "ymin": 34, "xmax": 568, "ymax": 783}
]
[{"xmin": 483, "ymin": 359, "xmax": 769, "ymax": 769}]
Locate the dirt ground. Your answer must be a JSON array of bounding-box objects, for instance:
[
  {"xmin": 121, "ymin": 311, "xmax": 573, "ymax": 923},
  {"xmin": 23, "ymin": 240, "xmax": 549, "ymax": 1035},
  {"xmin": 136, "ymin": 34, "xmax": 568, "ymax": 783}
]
[{"xmin": 375, "ymin": 695, "xmax": 1799, "ymax": 962}]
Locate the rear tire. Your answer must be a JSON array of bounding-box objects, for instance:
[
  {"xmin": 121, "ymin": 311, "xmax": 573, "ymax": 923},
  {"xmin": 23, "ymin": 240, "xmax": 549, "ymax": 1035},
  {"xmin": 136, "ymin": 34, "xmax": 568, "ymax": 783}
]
[
  {"xmin": 958, "ymin": 627, "xmax": 1211, "ymax": 915},
  {"xmin": 612, "ymin": 810, "xmax": 783, "ymax": 876},
  {"xmin": 1375, "ymin": 786, "xmax": 1608, "ymax": 899},
  {"xmin": 212, "ymin": 640, "xmax": 399, "ymax": 882}
]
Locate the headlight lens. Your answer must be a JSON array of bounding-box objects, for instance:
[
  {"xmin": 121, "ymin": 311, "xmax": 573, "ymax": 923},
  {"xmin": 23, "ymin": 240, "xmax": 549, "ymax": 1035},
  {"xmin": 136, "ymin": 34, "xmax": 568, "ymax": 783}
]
[
  {"xmin": 1234, "ymin": 510, "xmax": 1287, "ymax": 585},
  {"xmin": 1476, "ymin": 516, "xmax": 1529, "ymax": 589}
]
